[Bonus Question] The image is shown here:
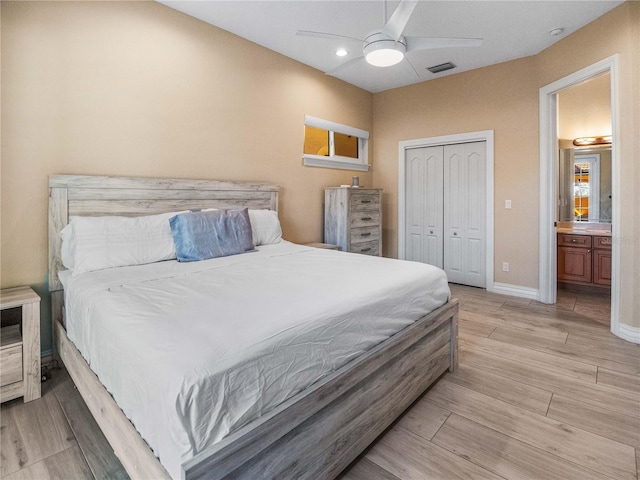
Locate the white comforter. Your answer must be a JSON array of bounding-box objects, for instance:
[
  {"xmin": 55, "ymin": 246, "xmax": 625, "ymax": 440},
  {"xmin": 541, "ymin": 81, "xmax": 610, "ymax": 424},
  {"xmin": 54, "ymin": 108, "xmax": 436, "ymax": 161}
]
[{"xmin": 61, "ymin": 242, "xmax": 450, "ymax": 479}]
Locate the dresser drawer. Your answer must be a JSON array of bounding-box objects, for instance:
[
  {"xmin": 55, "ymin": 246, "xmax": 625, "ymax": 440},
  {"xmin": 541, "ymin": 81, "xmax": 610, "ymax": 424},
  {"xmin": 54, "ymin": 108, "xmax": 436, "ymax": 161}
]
[
  {"xmin": 350, "ymin": 192, "xmax": 380, "ymax": 211},
  {"xmin": 349, "ymin": 212, "xmax": 380, "ymax": 228},
  {"xmin": 350, "ymin": 225, "xmax": 380, "ymax": 245},
  {"xmin": 350, "ymin": 240, "xmax": 380, "ymax": 256},
  {"xmin": 558, "ymin": 234, "xmax": 592, "ymax": 248},
  {"xmin": 0, "ymin": 344, "xmax": 23, "ymax": 387},
  {"xmin": 593, "ymin": 236, "xmax": 612, "ymax": 249}
]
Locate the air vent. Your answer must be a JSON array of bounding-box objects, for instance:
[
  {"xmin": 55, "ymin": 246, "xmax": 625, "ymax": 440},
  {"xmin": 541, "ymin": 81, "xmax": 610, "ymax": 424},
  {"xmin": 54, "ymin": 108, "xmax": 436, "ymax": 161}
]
[{"xmin": 427, "ymin": 62, "xmax": 456, "ymax": 74}]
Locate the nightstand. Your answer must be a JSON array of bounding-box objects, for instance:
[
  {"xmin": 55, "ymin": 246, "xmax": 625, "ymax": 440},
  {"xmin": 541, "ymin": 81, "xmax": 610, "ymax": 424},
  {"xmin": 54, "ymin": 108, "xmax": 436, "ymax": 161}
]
[
  {"xmin": 1, "ymin": 286, "xmax": 41, "ymax": 403},
  {"xmin": 305, "ymin": 243, "xmax": 341, "ymax": 251}
]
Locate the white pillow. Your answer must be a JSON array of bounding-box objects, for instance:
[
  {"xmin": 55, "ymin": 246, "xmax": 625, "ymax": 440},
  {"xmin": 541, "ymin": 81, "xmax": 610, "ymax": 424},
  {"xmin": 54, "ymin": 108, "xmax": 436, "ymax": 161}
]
[
  {"xmin": 61, "ymin": 211, "xmax": 186, "ymax": 276},
  {"xmin": 60, "ymin": 222, "xmax": 76, "ymax": 269},
  {"xmin": 248, "ymin": 209, "xmax": 283, "ymax": 246}
]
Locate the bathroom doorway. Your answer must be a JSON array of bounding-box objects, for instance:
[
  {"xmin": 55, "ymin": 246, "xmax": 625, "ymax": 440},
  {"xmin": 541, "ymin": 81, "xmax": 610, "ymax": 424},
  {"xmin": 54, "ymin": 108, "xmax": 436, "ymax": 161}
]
[
  {"xmin": 539, "ymin": 55, "xmax": 622, "ymax": 338},
  {"xmin": 556, "ymin": 74, "xmax": 612, "ymax": 325}
]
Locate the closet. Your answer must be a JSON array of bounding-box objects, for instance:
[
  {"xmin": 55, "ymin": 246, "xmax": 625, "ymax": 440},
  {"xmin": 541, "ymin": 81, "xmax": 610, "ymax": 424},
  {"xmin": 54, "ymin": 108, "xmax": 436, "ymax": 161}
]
[{"xmin": 405, "ymin": 141, "xmax": 486, "ymax": 287}]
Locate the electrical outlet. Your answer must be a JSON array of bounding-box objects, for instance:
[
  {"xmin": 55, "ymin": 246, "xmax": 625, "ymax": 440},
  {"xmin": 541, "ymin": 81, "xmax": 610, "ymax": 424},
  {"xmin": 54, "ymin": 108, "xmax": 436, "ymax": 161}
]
[
  {"xmin": 502, "ymin": 262, "xmax": 510, "ymax": 272},
  {"xmin": 505, "ymin": 200, "xmax": 512, "ymax": 209}
]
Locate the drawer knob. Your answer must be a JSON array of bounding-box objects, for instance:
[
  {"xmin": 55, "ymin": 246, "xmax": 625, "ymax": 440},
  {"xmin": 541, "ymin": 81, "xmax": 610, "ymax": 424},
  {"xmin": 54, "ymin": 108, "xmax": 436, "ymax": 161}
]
[
  {"xmin": 361, "ymin": 200, "xmax": 372, "ymax": 204},
  {"xmin": 430, "ymin": 230, "xmax": 434, "ymax": 234},
  {"xmin": 453, "ymin": 232, "xmax": 458, "ymax": 236},
  {"xmin": 361, "ymin": 217, "xmax": 372, "ymax": 221},
  {"xmin": 360, "ymin": 247, "xmax": 371, "ymax": 252},
  {"xmin": 361, "ymin": 232, "xmax": 371, "ymax": 237},
  {"xmin": 571, "ymin": 239, "xmax": 577, "ymax": 242}
]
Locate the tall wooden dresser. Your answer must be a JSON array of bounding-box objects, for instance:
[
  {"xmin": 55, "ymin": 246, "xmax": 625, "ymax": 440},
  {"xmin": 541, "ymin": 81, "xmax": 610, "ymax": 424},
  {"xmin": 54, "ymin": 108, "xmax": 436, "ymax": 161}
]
[{"xmin": 324, "ymin": 187, "xmax": 382, "ymax": 256}]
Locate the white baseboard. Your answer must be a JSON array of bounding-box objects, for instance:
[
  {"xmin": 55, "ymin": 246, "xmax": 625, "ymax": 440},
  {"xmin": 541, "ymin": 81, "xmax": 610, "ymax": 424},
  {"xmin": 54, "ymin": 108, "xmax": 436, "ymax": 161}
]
[
  {"xmin": 490, "ymin": 282, "xmax": 540, "ymax": 301},
  {"xmin": 616, "ymin": 323, "xmax": 640, "ymax": 344}
]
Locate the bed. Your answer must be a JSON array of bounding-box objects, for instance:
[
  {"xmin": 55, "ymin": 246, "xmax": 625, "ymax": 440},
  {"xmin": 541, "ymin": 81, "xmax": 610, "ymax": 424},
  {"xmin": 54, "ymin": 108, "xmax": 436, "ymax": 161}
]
[{"xmin": 48, "ymin": 175, "xmax": 458, "ymax": 480}]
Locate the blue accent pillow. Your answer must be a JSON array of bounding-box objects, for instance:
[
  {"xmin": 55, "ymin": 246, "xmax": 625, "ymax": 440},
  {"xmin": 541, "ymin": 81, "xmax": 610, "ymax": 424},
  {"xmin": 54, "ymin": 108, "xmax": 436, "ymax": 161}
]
[{"xmin": 169, "ymin": 209, "xmax": 254, "ymax": 262}]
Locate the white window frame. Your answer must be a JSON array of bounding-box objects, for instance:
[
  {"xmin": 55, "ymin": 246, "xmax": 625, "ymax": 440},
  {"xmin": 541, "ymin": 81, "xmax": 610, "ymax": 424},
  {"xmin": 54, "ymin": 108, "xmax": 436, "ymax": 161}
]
[{"xmin": 303, "ymin": 115, "xmax": 370, "ymax": 172}]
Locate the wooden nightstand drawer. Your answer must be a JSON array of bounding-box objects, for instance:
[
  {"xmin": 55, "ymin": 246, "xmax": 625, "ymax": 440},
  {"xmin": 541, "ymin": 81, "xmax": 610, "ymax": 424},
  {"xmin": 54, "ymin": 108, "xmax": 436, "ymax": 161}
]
[
  {"xmin": 0, "ymin": 287, "xmax": 41, "ymax": 403},
  {"xmin": 1, "ymin": 342, "xmax": 23, "ymax": 387},
  {"xmin": 558, "ymin": 234, "xmax": 592, "ymax": 248},
  {"xmin": 350, "ymin": 226, "xmax": 380, "ymax": 244}
]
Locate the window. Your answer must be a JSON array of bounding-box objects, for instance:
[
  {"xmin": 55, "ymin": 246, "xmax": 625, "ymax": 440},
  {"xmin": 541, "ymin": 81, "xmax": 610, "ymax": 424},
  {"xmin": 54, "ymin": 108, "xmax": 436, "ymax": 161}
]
[{"xmin": 303, "ymin": 115, "xmax": 369, "ymax": 171}]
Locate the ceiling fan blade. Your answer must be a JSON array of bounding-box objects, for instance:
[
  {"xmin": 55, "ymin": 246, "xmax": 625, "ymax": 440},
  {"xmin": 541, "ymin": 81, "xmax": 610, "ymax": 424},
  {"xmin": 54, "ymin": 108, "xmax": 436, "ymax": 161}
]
[
  {"xmin": 325, "ymin": 56, "xmax": 364, "ymax": 76},
  {"xmin": 404, "ymin": 57, "xmax": 420, "ymax": 78},
  {"xmin": 296, "ymin": 30, "xmax": 362, "ymax": 43},
  {"xmin": 381, "ymin": 0, "xmax": 419, "ymax": 41},
  {"xmin": 405, "ymin": 36, "xmax": 483, "ymax": 52}
]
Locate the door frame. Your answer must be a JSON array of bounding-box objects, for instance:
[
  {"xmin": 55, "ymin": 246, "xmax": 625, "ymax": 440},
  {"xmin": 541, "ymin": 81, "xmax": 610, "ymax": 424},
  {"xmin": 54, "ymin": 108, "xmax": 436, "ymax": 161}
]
[
  {"xmin": 398, "ymin": 130, "xmax": 495, "ymax": 292},
  {"xmin": 538, "ymin": 55, "xmax": 621, "ymax": 337}
]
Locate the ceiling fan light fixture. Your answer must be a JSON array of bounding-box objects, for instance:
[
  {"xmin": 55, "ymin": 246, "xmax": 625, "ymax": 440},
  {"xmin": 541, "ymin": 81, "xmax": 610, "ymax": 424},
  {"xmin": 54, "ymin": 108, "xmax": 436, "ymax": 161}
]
[
  {"xmin": 335, "ymin": 48, "xmax": 349, "ymax": 57},
  {"xmin": 363, "ymin": 37, "xmax": 406, "ymax": 67}
]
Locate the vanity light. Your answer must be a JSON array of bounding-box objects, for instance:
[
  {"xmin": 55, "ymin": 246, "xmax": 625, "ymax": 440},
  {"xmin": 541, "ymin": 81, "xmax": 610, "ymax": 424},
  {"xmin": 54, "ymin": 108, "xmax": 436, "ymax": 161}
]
[
  {"xmin": 335, "ymin": 48, "xmax": 349, "ymax": 57},
  {"xmin": 573, "ymin": 135, "xmax": 612, "ymax": 146}
]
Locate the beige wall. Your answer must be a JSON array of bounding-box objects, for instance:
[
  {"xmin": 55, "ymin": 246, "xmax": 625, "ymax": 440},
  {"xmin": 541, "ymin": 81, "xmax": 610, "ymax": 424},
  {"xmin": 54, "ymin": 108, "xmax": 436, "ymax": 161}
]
[
  {"xmin": 372, "ymin": 2, "xmax": 639, "ymax": 327},
  {"xmin": 372, "ymin": 56, "xmax": 541, "ymax": 288},
  {"xmin": 558, "ymin": 72, "xmax": 611, "ymax": 141},
  {"xmin": 0, "ymin": 1, "xmax": 373, "ymax": 353}
]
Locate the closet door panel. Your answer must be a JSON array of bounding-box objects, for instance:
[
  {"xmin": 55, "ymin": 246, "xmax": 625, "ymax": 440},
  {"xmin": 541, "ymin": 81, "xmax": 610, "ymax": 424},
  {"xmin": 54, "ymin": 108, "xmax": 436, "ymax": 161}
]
[
  {"xmin": 405, "ymin": 146, "xmax": 443, "ymax": 268},
  {"xmin": 464, "ymin": 144, "xmax": 486, "ymax": 287},
  {"xmin": 444, "ymin": 145, "xmax": 466, "ymax": 284}
]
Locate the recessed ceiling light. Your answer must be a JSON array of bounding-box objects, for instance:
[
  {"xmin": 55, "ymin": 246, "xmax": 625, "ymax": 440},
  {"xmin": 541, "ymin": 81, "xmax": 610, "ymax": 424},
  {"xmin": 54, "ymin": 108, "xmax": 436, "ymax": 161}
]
[
  {"xmin": 550, "ymin": 28, "xmax": 564, "ymax": 36},
  {"xmin": 335, "ymin": 49, "xmax": 349, "ymax": 57}
]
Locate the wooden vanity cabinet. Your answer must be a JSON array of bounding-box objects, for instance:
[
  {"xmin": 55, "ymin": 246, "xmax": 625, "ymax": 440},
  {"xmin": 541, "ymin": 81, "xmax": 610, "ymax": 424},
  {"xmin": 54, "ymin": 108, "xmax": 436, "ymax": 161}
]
[
  {"xmin": 557, "ymin": 234, "xmax": 592, "ymax": 284},
  {"xmin": 557, "ymin": 233, "xmax": 611, "ymax": 287},
  {"xmin": 593, "ymin": 236, "xmax": 612, "ymax": 286}
]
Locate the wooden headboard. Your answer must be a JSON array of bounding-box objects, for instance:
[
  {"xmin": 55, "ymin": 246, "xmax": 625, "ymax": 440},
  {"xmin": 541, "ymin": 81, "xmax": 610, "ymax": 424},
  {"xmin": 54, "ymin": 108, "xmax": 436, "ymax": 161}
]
[{"xmin": 48, "ymin": 175, "xmax": 280, "ymax": 292}]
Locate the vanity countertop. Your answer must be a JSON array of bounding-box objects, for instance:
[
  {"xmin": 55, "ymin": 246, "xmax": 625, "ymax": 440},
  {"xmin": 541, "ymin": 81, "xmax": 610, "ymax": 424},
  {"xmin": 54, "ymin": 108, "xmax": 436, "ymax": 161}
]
[{"xmin": 557, "ymin": 227, "xmax": 611, "ymax": 237}]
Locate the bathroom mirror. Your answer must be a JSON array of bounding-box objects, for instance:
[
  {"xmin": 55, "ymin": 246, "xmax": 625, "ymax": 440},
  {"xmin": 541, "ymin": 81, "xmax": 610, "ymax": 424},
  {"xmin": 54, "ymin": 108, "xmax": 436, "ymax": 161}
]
[{"xmin": 558, "ymin": 146, "xmax": 612, "ymax": 223}]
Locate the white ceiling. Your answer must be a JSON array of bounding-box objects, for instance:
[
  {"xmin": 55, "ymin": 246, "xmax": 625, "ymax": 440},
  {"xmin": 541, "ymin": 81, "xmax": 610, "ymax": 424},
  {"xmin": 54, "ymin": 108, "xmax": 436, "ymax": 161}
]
[{"xmin": 157, "ymin": 1, "xmax": 622, "ymax": 93}]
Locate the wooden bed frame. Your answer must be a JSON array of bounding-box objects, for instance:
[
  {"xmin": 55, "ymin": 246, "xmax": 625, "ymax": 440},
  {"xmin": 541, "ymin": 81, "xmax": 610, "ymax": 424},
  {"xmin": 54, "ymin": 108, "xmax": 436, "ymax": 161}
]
[{"xmin": 48, "ymin": 174, "xmax": 459, "ymax": 480}]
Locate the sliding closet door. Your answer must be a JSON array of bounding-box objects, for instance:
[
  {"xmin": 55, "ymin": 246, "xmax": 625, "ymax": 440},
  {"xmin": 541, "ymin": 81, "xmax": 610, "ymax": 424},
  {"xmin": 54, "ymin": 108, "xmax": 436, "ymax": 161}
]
[
  {"xmin": 444, "ymin": 142, "xmax": 486, "ymax": 287},
  {"xmin": 405, "ymin": 146, "xmax": 444, "ymax": 267}
]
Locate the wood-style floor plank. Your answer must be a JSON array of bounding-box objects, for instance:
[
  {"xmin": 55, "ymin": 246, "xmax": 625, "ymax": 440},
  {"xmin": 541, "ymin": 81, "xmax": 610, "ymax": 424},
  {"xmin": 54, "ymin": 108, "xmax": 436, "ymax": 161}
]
[
  {"xmin": 2, "ymin": 445, "xmax": 93, "ymax": 480},
  {"xmin": 446, "ymin": 364, "xmax": 552, "ymax": 415},
  {"xmin": 432, "ymin": 413, "xmax": 610, "ymax": 480},
  {"xmin": 566, "ymin": 329, "xmax": 640, "ymax": 357},
  {"xmin": 460, "ymin": 330, "xmax": 598, "ymax": 382},
  {"xmin": 461, "ymin": 347, "xmax": 640, "ymax": 420},
  {"xmin": 597, "ymin": 367, "xmax": 640, "ymax": 394},
  {"xmin": 484, "ymin": 322, "xmax": 640, "ymax": 375},
  {"xmin": 460, "ymin": 308, "xmax": 571, "ymax": 343},
  {"xmin": 0, "ymin": 390, "xmax": 77, "ymax": 477},
  {"xmin": 394, "ymin": 395, "xmax": 451, "ymax": 441},
  {"xmin": 459, "ymin": 318, "xmax": 496, "ymax": 337},
  {"xmin": 425, "ymin": 379, "xmax": 637, "ymax": 480},
  {"xmin": 54, "ymin": 371, "xmax": 130, "ymax": 480},
  {"xmin": 365, "ymin": 425, "xmax": 503, "ymax": 480},
  {"xmin": 547, "ymin": 394, "xmax": 640, "ymax": 449},
  {"xmin": 339, "ymin": 457, "xmax": 400, "ymax": 480}
]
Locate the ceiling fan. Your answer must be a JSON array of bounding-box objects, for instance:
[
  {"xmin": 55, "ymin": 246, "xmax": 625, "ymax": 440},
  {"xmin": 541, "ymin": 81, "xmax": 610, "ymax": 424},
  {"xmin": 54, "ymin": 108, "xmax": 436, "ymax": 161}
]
[{"xmin": 297, "ymin": 0, "xmax": 482, "ymax": 75}]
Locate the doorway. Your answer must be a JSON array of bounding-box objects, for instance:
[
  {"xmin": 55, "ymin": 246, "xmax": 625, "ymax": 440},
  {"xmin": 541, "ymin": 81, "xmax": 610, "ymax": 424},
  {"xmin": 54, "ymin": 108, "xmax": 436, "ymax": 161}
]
[
  {"xmin": 398, "ymin": 130, "xmax": 494, "ymax": 291},
  {"xmin": 539, "ymin": 55, "xmax": 622, "ymax": 338}
]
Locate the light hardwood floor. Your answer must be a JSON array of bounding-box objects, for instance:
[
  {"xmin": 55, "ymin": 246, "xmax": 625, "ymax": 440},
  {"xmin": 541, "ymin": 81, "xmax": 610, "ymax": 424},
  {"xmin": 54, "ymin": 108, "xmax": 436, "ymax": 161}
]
[{"xmin": 1, "ymin": 285, "xmax": 637, "ymax": 480}]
